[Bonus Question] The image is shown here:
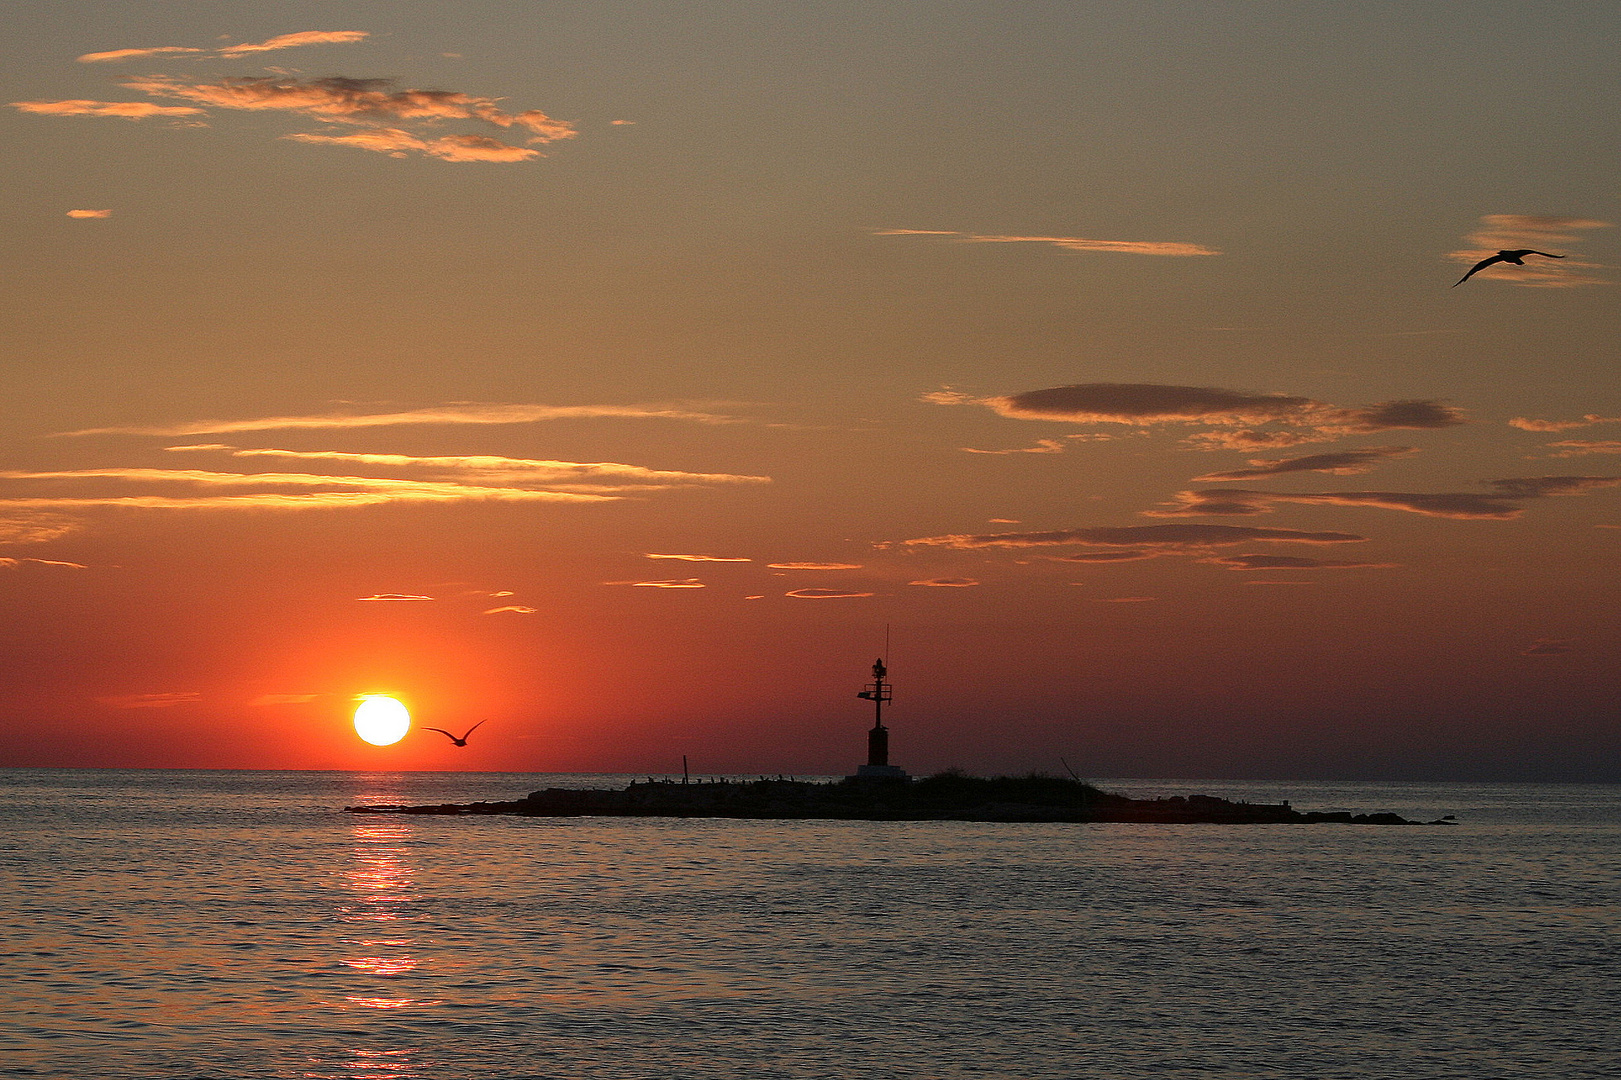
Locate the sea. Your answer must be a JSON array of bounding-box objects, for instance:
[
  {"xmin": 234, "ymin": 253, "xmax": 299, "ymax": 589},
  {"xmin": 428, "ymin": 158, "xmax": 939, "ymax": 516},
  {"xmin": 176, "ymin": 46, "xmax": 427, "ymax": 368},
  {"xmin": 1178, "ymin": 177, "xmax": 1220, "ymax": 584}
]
[{"xmin": 0, "ymin": 770, "xmax": 1616, "ymax": 1080}]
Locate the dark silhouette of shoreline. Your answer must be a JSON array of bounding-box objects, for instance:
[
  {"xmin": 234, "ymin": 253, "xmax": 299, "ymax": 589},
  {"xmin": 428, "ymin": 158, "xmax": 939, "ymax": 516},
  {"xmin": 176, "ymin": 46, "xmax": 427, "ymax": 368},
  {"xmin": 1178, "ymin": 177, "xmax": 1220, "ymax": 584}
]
[{"xmin": 345, "ymin": 772, "xmax": 1452, "ymax": 824}]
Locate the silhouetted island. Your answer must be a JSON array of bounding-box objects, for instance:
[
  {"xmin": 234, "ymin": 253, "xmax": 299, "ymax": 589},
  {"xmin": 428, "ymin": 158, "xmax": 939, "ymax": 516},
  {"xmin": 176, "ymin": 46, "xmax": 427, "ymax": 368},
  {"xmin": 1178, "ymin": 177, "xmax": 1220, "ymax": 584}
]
[{"xmin": 345, "ymin": 773, "xmax": 1453, "ymax": 824}]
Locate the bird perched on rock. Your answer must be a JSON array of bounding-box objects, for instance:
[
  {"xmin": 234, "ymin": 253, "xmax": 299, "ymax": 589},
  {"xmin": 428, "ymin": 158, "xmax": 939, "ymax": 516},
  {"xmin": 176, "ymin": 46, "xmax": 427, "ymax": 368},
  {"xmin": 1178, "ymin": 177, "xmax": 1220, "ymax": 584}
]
[
  {"xmin": 422, "ymin": 720, "xmax": 487, "ymax": 747},
  {"xmin": 1453, "ymin": 249, "xmax": 1564, "ymax": 286}
]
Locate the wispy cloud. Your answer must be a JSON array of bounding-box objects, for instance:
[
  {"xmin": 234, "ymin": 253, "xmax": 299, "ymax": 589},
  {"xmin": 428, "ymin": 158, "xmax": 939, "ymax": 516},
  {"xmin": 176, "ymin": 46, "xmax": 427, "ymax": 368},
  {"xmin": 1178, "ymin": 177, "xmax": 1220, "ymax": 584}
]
[
  {"xmin": 645, "ymin": 553, "xmax": 753, "ymax": 562},
  {"xmin": 167, "ymin": 446, "xmax": 770, "ymax": 491},
  {"xmin": 484, "ymin": 605, "xmax": 537, "ymax": 614},
  {"xmin": 1446, "ymin": 214, "xmax": 1612, "ymax": 287},
  {"xmin": 876, "ymin": 229, "xmax": 1220, "ymax": 257},
  {"xmin": 627, "ymin": 579, "xmax": 705, "ymax": 588},
  {"xmin": 0, "ymin": 557, "xmax": 88, "ymax": 569},
  {"xmin": 63, "ymin": 402, "xmax": 739, "ymax": 437},
  {"xmin": 962, "ymin": 439, "xmax": 1067, "ymax": 455},
  {"xmin": 125, "ymin": 74, "xmax": 574, "ymax": 139},
  {"xmin": 954, "ymin": 383, "xmax": 1464, "ymax": 451},
  {"xmin": 97, "ymin": 692, "xmax": 199, "ymax": 709},
  {"xmin": 767, "ymin": 562, "xmax": 863, "ymax": 570},
  {"xmin": 78, "ymin": 31, "xmax": 370, "ymax": 64},
  {"xmin": 0, "ymin": 514, "xmax": 80, "ymax": 543},
  {"xmin": 66, "ymin": 209, "xmax": 112, "ymax": 218},
  {"xmin": 102, "ymin": 74, "xmax": 576, "ymax": 161},
  {"xmin": 357, "ymin": 594, "xmax": 434, "ymax": 601},
  {"xmin": 1547, "ymin": 441, "xmax": 1621, "ymax": 456},
  {"xmin": 1510, "ymin": 414, "xmax": 1621, "ymax": 432},
  {"xmin": 908, "ymin": 577, "xmax": 979, "ymax": 587},
  {"xmin": 248, "ymin": 694, "xmax": 321, "ymax": 706},
  {"xmin": 19, "ymin": 48, "xmax": 575, "ymax": 165},
  {"xmin": 10, "ymin": 100, "xmax": 204, "ymax": 119},
  {"xmin": 1520, "ymin": 638, "xmax": 1576, "ymax": 656},
  {"xmin": 286, "ymin": 128, "xmax": 541, "ymax": 161},
  {"xmin": 0, "ymin": 468, "xmax": 617, "ymax": 507},
  {"xmin": 1191, "ymin": 447, "xmax": 1415, "ymax": 482},
  {"xmin": 903, "ymin": 524, "xmax": 1368, "ymax": 550},
  {"xmin": 1200, "ymin": 554, "xmax": 1396, "ymax": 570},
  {"xmin": 786, "ymin": 588, "xmax": 874, "ymax": 598},
  {"xmin": 1153, "ymin": 476, "xmax": 1621, "ymax": 520}
]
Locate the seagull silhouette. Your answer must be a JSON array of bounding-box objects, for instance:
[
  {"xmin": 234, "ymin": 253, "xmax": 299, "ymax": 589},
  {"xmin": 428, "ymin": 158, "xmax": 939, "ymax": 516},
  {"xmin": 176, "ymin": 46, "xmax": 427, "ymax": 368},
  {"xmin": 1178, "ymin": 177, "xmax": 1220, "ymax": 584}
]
[
  {"xmin": 422, "ymin": 720, "xmax": 487, "ymax": 747},
  {"xmin": 1453, "ymin": 249, "xmax": 1564, "ymax": 287}
]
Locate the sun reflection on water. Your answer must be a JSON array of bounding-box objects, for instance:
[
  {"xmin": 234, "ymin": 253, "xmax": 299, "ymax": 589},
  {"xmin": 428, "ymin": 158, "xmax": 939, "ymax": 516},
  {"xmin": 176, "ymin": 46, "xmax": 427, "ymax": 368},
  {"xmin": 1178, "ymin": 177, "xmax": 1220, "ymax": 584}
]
[{"xmin": 316, "ymin": 800, "xmax": 439, "ymax": 1078}]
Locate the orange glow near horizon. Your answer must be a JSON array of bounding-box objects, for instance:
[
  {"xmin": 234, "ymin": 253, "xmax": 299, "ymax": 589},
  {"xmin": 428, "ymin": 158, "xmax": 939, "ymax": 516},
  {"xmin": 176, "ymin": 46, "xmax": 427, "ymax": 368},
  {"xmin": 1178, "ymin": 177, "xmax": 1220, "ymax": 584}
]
[{"xmin": 353, "ymin": 696, "xmax": 411, "ymax": 746}]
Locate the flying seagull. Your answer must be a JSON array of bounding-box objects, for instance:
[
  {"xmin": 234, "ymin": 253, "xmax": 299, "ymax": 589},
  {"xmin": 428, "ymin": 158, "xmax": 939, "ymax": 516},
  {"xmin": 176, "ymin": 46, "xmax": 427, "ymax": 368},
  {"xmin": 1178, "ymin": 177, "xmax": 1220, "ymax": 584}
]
[
  {"xmin": 1453, "ymin": 249, "xmax": 1564, "ymax": 287},
  {"xmin": 422, "ymin": 720, "xmax": 487, "ymax": 747}
]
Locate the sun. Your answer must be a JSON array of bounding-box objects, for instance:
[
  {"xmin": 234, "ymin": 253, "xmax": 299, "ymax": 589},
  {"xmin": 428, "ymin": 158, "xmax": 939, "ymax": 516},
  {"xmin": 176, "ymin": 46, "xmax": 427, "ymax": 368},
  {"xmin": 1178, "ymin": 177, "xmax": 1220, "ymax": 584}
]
[{"xmin": 353, "ymin": 695, "xmax": 411, "ymax": 746}]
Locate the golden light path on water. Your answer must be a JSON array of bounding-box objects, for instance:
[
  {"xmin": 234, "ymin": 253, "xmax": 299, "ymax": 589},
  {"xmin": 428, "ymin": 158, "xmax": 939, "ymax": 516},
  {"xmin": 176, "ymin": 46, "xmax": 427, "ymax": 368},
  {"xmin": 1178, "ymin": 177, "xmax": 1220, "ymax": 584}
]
[{"xmin": 353, "ymin": 696, "xmax": 411, "ymax": 746}]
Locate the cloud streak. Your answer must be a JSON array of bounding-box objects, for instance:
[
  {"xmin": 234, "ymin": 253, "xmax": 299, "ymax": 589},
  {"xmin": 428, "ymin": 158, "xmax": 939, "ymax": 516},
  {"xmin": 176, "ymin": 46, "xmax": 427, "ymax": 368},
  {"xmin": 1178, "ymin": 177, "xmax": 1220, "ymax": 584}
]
[
  {"xmin": 1192, "ymin": 447, "xmax": 1416, "ymax": 482},
  {"xmin": 903, "ymin": 523, "xmax": 1368, "ymax": 550},
  {"xmin": 966, "ymin": 383, "xmax": 1465, "ymax": 450},
  {"xmin": 1153, "ymin": 476, "xmax": 1621, "ymax": 520},
  {"xmin": 78, "ymin": 31, "xmax": 370, "ymax": 63},
  {"xmin": 1200, "ymin": 554, "xmax": 1396, "ymax": 570},
  {"xmin": 167, "ymin": 446, "xmax": 770, "ymax": 491},
  {"xmin": 1446, "ymin": 214, "xmax": 1612, "ymax": 287},
  {"xmin": 786, "ymin": 588, "xmax": 874, "ymax": 598},
  {"xmin": 10, "ymin": 100, "xmax": 204, "ymax": 119},
  {"xmin": 876, "ymin": 229, "xmax": 1219, "ymax": 257},
  {"xmin": 63, "ymin": 402, "xmax": 739, "ymax": 437}
]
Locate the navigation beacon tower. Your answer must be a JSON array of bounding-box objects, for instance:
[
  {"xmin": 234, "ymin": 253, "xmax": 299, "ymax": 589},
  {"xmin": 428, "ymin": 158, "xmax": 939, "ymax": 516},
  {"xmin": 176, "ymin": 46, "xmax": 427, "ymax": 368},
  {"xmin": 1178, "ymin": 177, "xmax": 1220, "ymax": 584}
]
[{"xmin": 853, "ymin": 656, "xmax": 908, "ymax": 780}]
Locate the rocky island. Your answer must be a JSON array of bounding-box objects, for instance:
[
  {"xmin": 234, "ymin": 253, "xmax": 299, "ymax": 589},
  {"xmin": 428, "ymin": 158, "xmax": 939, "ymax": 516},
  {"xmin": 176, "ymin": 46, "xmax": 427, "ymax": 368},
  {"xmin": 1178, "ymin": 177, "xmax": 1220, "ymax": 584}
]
[{"xmin": 345, "ymin": 772, "xmax": 1452, "ymax": 825}]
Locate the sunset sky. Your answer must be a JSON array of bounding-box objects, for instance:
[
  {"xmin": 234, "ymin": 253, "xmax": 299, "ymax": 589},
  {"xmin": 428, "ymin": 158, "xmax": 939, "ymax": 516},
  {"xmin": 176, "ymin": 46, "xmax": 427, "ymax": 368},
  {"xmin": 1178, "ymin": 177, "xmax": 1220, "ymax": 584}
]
[{"xmin": 4, "ymin": 1, "xmax": 1619, "ymax": 779}]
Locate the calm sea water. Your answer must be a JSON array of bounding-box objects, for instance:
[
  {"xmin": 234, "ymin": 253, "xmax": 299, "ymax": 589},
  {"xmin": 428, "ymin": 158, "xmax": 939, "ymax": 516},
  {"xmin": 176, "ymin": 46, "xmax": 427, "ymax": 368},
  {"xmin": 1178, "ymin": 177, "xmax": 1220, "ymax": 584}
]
[{"xmin": 0, "ymin": 770, "xmax": 1616, "ymax": 1079}]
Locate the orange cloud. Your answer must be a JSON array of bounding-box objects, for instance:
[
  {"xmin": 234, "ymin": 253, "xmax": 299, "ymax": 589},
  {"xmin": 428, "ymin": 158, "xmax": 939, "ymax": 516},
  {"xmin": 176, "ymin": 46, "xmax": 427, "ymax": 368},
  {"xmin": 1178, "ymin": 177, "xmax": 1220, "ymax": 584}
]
[
  {"xmin": 10, "ymin": 100, "xmax": 204, "ymax": 119},
  {"xmin": 908, "ymin": 578, "xmax": 979, "ymax": 587},
  {"xmin": 645, "ymin": 554, "xmax": 753, "ymax": 561},
  {"xmin": 0, "ymin": 468, "xmax": 617, "ymax": 505},
  {"xmin": 629, "ymin": 579, "xmax": 705, "ymax": 588},
  {"xmin": 1446, "ymin": 214, "xmax": 1612, "ymax": 287},
  {"xmin": 1510, "ymin": 414, "xmax": 1621, "ymax": 432},
  {"xmin": 0, "ymin": 557, "xmax": 88, "ymax": 569},
  {"xmin": 172, "ymin": 446, "xmax": 769, "ymax": 490},
  {"xmin": 1200, "ymin": 554, "xmax": 1396, "ymax": 570},
  {"xmin": 1547, "ymin": 441, "xmax": 1621, "ymax": 456},
  {"xmin": 124, "ymin": 75, "xmax": 576, "ymax": 142},
  {"xmin": 1520, "ymin": 638, "xmax": 1576, "ymax": 656},
  {"xmin": 877, "ymin": 229, "xmax": 1220, "ymax": 257},
  {"xmin": 67, "ymin": 209, "xmax": 112, "ymax": 218},
  {"xmin": 219, "ymin": 31, "xmax": 371, "ymax": 56},
  {"xmin": 78, "ymin": 31, "xmax": 369, "ymax": 63},
  {"xmin": 62, "ymin": 402, "xmax": 738, "ymax": 436},
  {"xmin": 248, "ymin": 694, "xmax": 320, "ymax": 706},
  {"xmin": 1192, "ymin": 447, "xmax": 1415, "ymax": 482},
  {"xmin": 97, "ymin": 692, "xmax": 200, "ymax": 709},
  {"xmin": 357, "ymin": 594, "xmax": 434, "ymax": 601},
  {"xmin": 483, "ymin": 605, "xmax": 538, "ymax": 614},
  {"xmin": 286, "ymin": 128, "xmax": 539, "ymax": 162},
  {"xmin": 0, "ymin": 513, "xmax": 80, "ymax": 543},
  {"xmin": 962, "ymin": 439, "xmax": 1067, "ymax": 455},
  {"xmin": 1152, "ymin": 476, "xmax": 1621, "ymax": 520},
  {"xmin": 767, "ymin": 562, "xmax": 863, "ymax": 570},
  {"xmin": 904, "ymin": 524, "xmax": 1368, "ymax": 549},
  {"xmin": 786, "ymin": 588, "xmax": 874, "ymax": 598}
]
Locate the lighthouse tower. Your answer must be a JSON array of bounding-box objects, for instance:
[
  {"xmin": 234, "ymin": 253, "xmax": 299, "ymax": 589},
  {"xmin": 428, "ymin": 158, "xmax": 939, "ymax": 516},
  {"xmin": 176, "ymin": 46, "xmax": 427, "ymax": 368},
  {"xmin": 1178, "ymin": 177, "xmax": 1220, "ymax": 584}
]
[{"xmin": 853, "ymin": 657, "xmax": 908, "ymax": 780}]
